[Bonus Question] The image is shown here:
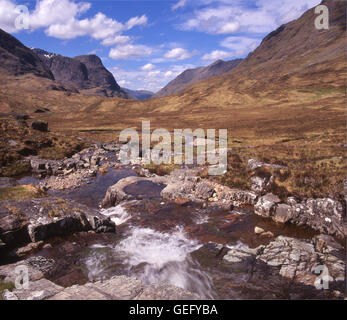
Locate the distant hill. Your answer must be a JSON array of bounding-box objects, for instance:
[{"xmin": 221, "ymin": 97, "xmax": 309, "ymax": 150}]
[
  {"xmin": 32, "ymin": 48, "xmax": 128, "ymax": 98},
  {"xmin": 0, "ymin": 29, "xmax": 53, "ymax": 79},
  {"xmin": 121, "ymin": 88, "xmax": 154, "ymax": 100},
  {"xmin": 153, "ymin": 59, "xmax": 242, "ymax": 98}
]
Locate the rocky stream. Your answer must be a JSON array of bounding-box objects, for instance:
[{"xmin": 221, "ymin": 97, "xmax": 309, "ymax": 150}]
[{"xmin": 0, "ymin": 142, "xmax": 346, "ymax": 300}]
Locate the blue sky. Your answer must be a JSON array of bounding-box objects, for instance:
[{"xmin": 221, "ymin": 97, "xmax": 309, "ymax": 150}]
[{"xmin": 0, "ymin": 0, "xmax": 321, "ymax": 92}]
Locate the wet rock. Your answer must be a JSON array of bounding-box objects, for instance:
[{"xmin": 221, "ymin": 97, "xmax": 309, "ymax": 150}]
[
  {"xmin": 259, "ymin": 231, "xmax": 274, "ymax": 238},
  {"xmin": 195, "ymin": 182, "xmax": 215, "ymax": 200},
  {"xmin": 254, "ymin": 226, "xmax": 264, "ymax": 234},
  {"xmin": 0, "ymin": 177, "xmax": 18, "ymax": 188},
  {"xmin": 15, "ymin": 241, "xmax": 44, "ymax": 257},
  {"xmin": 1, "ymin": 256, "xmax": 200, "ymax": 300},
  {"xmin": 0, "ymin": 198, "xmax": 115, "ymax": 247},
  {"xmin": 101, "ymin": 176, "xmax": 166, "ymax": 208},
  {"xmin": 254, "ymin": 193, "xmax": 281, "ymax": 217},
  {"xmin": 161, "ymin": 181, "xmax": 195, "ymax": 201},
  {"xmin": 49, "ymin": 275, "xmax": 200, "ymax": 300},
  {"xmin": 273, "ymin": 204, "xmax": 294, "ymax": 223},
  {"xmin": 31, "ymin": 120, "xmax": 48, "ymax": 132},
  {"xmin": 91, "ymin": 216, "xmax": 116, "ymax": 233},
  {"xmin": 223, "ymin": 245, "xmax": 259, "ymax": 264}
]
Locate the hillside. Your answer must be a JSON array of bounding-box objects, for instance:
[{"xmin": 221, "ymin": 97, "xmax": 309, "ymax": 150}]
[
  {"xmin": 0, "ymin": 29, "xmax": 53, "ymax": 79},
  {"xmin": 121, "ymin": 88, "xmax": 154, "ymax": 101},
  {"xmin": 32, "ymin": 49, "xmax": 128, "ymax": 98},
  {"xmin": 153, "ymin": 59, "xmax": 242, "ymax": 98}
]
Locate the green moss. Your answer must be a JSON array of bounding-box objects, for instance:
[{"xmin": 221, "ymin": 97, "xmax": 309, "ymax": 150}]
[
  {"xmin": 0, "ymin": 185, "xmax": 44, "ymax": 201},
  {"xmin": 1, "ymin": 161, "xmax": 31, "ymax": 177},
  {"xmin": 0, "ymin": 280, "xmax": 15, "ymax": 300}
]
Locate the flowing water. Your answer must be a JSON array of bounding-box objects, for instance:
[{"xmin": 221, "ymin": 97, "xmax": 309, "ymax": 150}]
[{"xmin": 20, "ymin": 167, "xmax": 321, "ymax": 299}]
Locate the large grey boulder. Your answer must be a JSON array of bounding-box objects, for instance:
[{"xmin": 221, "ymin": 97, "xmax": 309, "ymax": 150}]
[
  {"xmin": 256, "ymin": 235, "xmax": 345, "ymax": 287},
  {"xmin": 195, "ymin": 182, "xmax": 215, "ymax": 200},
  {"xmin": 0, "ymin": 198, "xmax": 116, "ymax": 247},
  {"xmin": 254, "ymin": 193, "xmax": 281, "ymax": 217}
]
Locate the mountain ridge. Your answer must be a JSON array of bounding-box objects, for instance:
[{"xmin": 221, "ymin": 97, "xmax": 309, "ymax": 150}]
[
  {"xmin": 32, "ymin": 48, "xmax": 128, "ymax": 98},
  {"xmin": 153, "ymin": 58, "xmax": 242, "ymax": 98}
]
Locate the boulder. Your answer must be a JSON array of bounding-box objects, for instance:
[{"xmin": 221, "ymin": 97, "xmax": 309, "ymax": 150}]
[
  {"xmin": 273, "ymin": 204, "xmax": 295, "ymax": 223},
  {"xmin": 254, "ymin": 226, "xmax": 264, "ymax": 234},
  {"xmin": 219, "ymin": 189, "xmax": 257, "ymax": 207},
  {"xmin": 288, "ymin": 198, "xmax": 346, "ymax": 238},
  {"xmin": 0, "ymin": 198, "xmax": 116, "ymax": 247},
  {"xmin": 247, "ymin": 159, "xmax": 263, "ymax": 171},
  {"xmin": 257, "ymin": 235, "xmax": 345, "ymax": 287},
  {"xmin": 250, "ymin": 175, "xmax": 274, "ymax": 194},
  {"xmin": 254, "ymin": 193, "xmax": 281, "ymax": 218},
  {"xmin": 195, "ymin": 182, "xmax": 215, "ymax": 200},
  {"xmin": 31, "ymin": 120, "xmax": 48, "ymax": 132}
]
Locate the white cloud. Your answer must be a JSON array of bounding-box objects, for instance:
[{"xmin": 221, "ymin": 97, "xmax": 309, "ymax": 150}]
[
  {"xmin": 202, "ymin": 36, "xmax": 260, "ymax": 61},
  {"xmin": 125, "ymin": 14, "xmax": 148, "ymax": 30},
  {"xmin": 180, "ymin": 0, "xmax": 321, "ymax": 35},
  {"xmin": 164, "ymin": 48, "xmax": 195, "ymax": 60},
  {"xmin": 141, "ymin": 63, "xmax": 156, "ymax": 71},
  {"xmin": 113, "ymin": 63, "xmax": 196, "ymax": 92},
  {"xmin": 29, "ymin": 0, "xmax": 91, "ymax": 30},
  {"xmin": 0, "ymin": 0, "xmax": 149, "ymax": 48},
  {"xmin": 221, "ymin": 36, "xmax": 260, "ymax": 53},
  {"xmin": 101, "ymin": 35, "xmax": 132, "ymax": 46},
  {"xmin": 201, "ymin": 50, "xmax": 233, "ymax": 61},
  {"xmin": 109, "ymin": 44, "xmax": 153, "ymax": 60},
  {"xmin": 217, "ymin": 21, "xmax": 240, "ymax": 34},
  {"xmin": 0, "ymin": 0, "xmax": 19, "ymax": 33},
  {"xmin": 172, "ymin": 0, "xmax": 187, "ymax": 11}
]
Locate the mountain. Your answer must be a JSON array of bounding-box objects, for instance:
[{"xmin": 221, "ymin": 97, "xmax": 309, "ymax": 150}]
[
  {"xmin": 32, "ymin": 49, "xmax": 128, "ymax": 98},
  {"xmin": 121, "ymin": 88, "xmax": 154, "ymax": 100},
  {"xmin": 0, "ymin": 29, "xmax": 53, "ymax": 79},
  {"xmin": 153, "ymin": 58, "xmax": 242, "ymax": 98}
]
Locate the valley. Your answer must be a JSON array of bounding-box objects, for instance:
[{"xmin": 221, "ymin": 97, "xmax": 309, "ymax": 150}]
[{"xmin": 0, "ymin": 0, "xmax": 346, "ymax": 301}]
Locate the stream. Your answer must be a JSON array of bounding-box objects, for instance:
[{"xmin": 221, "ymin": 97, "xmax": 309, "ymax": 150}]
[{"xmin": 15, "ymin": 167, "xmax": 322, "ymax": 299}]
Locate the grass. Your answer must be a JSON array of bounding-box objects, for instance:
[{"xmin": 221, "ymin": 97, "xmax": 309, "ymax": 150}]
[
  {"xmin": 0, "ymin": 185, "xmax": 45, "ymax": 201},
  {"xmin": 143, "ymin": 163, "xmax": 179, "ymax": 176},
  {"xmin": 0, "ymin": 280, "xmax": 15, "ymax": 300}
]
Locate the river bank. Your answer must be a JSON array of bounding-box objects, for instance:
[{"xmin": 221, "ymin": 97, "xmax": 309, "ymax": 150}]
[{"xmin": 0, "ymin": 142, "xmax": 346, "ymax": 300}]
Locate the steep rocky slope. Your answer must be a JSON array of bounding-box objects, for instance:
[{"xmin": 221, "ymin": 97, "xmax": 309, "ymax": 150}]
[
  {"xmin": 32, "ymin": 49, "xmax": 128, "ymax": 98},
  {"xmin": 0, "ymin": 29, "xmax": 53, "ymax": 79}
]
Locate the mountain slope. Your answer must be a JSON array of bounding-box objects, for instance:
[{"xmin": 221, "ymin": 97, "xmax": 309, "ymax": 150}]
[
  {"xmin": 121, "ymin": 88, "xmax": 154, "ymax": 100},
  {"xmin": 0, "ymin": 29, "xmax": 53, "ymax": 79},
  {"xmin": 153, "ymin": 58, "xmax": 242, "ymax": 98},
  {"xmin": 32, "ymin": 49, "xmax": 128, "ymax": 98}
]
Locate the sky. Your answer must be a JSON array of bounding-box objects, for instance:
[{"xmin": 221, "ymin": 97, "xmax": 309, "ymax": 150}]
[{"xmin": 0, "ymin": 0, "xmax": 321, "ymax": 92}]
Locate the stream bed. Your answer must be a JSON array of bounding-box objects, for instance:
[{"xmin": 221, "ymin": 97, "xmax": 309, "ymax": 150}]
[{"xmin": 15, "ymin": 167, "xmax": 327, "ymax": 299}]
